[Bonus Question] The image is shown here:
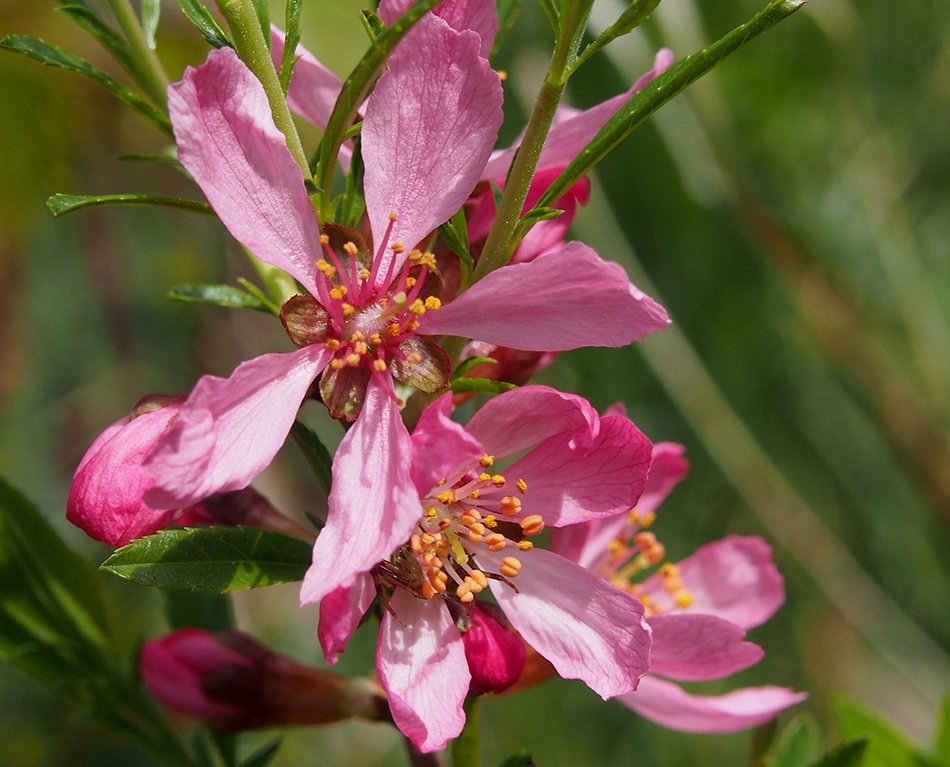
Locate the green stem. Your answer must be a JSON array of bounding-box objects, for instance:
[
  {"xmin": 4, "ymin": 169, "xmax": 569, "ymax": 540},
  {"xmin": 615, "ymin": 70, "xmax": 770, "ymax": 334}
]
[
  {"xmin": 106, "ymin": 0, "xmax": 170, "ymax": 106},
  {"xmin": 216, "ymin": 0, "xmax": 312, "ymax": 184},
  {"xmin": 450, "ymin": 696, "xmax": 481, "ymax": 767},
  {"xmin": 472, "ymin": 1, "xmax": 589, "ymax": 281}
]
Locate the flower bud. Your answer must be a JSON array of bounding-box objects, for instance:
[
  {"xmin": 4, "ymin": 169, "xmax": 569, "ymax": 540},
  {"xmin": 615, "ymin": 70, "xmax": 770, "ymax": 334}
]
[
  {"xmin": 461, "ymin": 604, "xmax": 527, "ymax": 695},
  {"xmin": 140, "ymin": 629, "xmax": 387, "ymax": 730}
]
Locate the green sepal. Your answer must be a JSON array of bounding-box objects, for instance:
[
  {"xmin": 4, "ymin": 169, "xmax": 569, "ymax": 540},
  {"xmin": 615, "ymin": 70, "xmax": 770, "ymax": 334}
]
[
  {"xmin": 101, "ymin": 527, "xmax": 312, "ymax": 592},
  {"xmin": 0, "ymin": 35, "xmax": 172, "ymax": 134},
  {"xmin": 47, "ymin": 192, "xmax": 212, "ymax": 218}
]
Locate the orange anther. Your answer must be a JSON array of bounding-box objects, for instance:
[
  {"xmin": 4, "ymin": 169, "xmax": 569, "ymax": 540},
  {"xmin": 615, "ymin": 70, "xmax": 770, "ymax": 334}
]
[
  {"xmin": 516, "ymin": 478, "xmax": 528, "ymax": 494},
  {"xmin": 372, "ymin": 359, "xmax": 388, "ymax": 372},
  {"xmin": 485, "ymin": 533, "xmax": 507, "ymax": 552},
  {"xmin": 499, "ymin": 556, "xmax": 522, "ymax": 578},
  {"xmin": 519, "ymin": 515, "xmax": 545, "ymax": 536},
  {"xmin": 499, "ymin": 496, "xmax": 522, "ymax": 516}
]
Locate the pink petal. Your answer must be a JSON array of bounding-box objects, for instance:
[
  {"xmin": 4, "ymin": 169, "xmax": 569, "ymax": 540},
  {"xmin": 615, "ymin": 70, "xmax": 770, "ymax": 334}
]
[
  {"xmin": 648, "ymin": 614, "xmax": 763, "ymax": 681},
  {"xmin": 362, "ymin": 15, "xmax": 502, "ymax": 279},
  {"xmin": 490, "ymin": 547, "xmax": 651, "ymax": 699},
  {"xmin": 512, "ymin": 169, "xmax": 591, "ymax": 263},
  {"xmin": 641, "ymin": 535, "xmax": 785, "ymax": 629},
  {"xmin": 317, "ymin": 574, "xmax": 376, "ymax": 665},
  {"xmin": 377, "ymin": 0, "xmax": 498, "ymax": 58},
  {"xmin": 482, "ymin": 48, "xmax": 674, "ymax": 180},
  {"xmin": 637, "ymin": 442, "xmax": 689, "ymax": 513},
  {"xmin": 463, "ymin": 385, "xmax": 599, "ymax": 458},
  {"xmin": 145, "ymin": 346, "xmax": 329, "ymax": 509},
  {"xmin": 410, "ymin": 393, "xmax": 483, "ymax": 495},
  {"xmin": 618, "ymin": 676, "xmax": 807, "ymax": 733},
  {"xmin": 419, "ymin": 242, "xmax": 670, "ymax": 350},
  {"xmin": 377, "ymin": 589, "xmax": 469, "ymax": 753},
  {"xmin": 68, "ymin": 408, "xmax": 182, "ymax": 545},
  {"xmin": 168, "ymin": 47, "xmax": 321, "ymax": 295},
  {"xmin": 300, "ymin": 376, "xmax": 419, "ymax": 605},
  {"xmin": 507, "ymin": 414, "xmax": 653, "ymax": 527},
  {"xmin": 270, "ymin": 27, "xmax": 342, "ymax": 131}
]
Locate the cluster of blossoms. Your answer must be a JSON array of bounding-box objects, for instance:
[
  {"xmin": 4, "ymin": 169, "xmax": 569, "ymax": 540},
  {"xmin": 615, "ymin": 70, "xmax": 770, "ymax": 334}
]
[{"xmin": 66, "ymin": 0, "xmax": 804, "ymax": 755}]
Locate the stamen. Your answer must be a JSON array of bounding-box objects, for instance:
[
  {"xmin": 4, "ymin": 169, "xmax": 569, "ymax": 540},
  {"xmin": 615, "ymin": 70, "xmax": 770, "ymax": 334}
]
[
  {"xmin": 519, "ymin": 515, "xmax": 545, "ymax": 536},
  {"xmin": 499, "ymin": 556, "xmax": 522, "ymax": 578},
  {"xmin": 516, "ymin": 478, "xmax": 528, "ymax": 494}
]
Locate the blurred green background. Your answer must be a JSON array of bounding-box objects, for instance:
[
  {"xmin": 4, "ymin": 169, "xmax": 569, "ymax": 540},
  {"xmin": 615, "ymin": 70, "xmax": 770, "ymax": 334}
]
[{"xmin": 0, "ymin": 0, "xmax": 947, "ymax": 765}]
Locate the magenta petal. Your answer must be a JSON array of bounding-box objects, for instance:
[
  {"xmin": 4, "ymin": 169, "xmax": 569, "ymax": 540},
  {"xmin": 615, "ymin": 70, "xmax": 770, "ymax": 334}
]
[
  {"xmin": 410, "ymin": 393, "xmax": 483, "ymax": 495},
  {"xmin": 362, "ymin": 15, "xmax": 502, "ymax": 278},
  {"xmin": 419, "ymin": 243, "xmax": 670, "ymax": 350},
  {"xmin": 270, "ymin": 27, "xmax": 342, "ymax": 131},
  {"xmin": 637, "ymin": 442, "xmax": 689, "ymax": 513},
  {"xmin": 642, "ymin": 535, "xmax": 785, "ymax": 629},
  {"xmin": 300, "ymin": 377, "xmax": 419, "ymax": 605},
  {"xmin": 463, "ymin": 385, "xmax": 599, "ymax": 458},
  {"xmin": 377, "ymin": 590, "xmax": 469, "ymax": 753},
  {"xmin": 648, "ymin": 614, "xmax": 764, "ymax": 681},
  {"xmin": 508, "ymin": 414, "xmax": 653, "ymax": 527},
  {"xmin": 377, "ymin": 0, "xmax": 498, "ymax": 57},
  {"xmin": 491, "ymin": 548, "xmax": 651, "ymax": 699},
  {"xmin": 618, "ymin": 676, "xmax": 807, "ymax": 733},
  {"xmin": 145, "ymin": 346, "xmax": 329, "ymax": 509},
  {"xmin": 317, "ymin": 574, "xmax": 375, "ymax": 665},
  {"xmin": 67, "ymin": 408, "xmax": 182, "ymax": 545},
  {"xmin": 168, "ymin": 47, "xmax": 321, "ymax": 295}
]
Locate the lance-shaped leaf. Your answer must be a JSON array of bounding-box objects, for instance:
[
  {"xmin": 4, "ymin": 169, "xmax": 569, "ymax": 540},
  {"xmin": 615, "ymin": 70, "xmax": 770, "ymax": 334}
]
[
  {"xmin": 0, "ymin": 35, "xmax": 172, "ymax": 134},
  {"xmin": 168, "ymin": 283, "xmax": 272, "ymax": 314},
  {"xmin": 290, "ymin": 421, "xmax": 333, "ymax": 494},
  {"xmin": 174, "ymin": 0, "xmax": 231, "ymax": 48},
  {"xmin": 531, "ymin": 0, "xmax": 806, "ymax": 214},
  {"xmin": 47, "ymin": 192, "xmax": 212, "ymax": 218},
  {"xmin": 101, "ymin": 527, "xmax": 312, "ymax": 591},
  {"xmin": 141, "ymin": 0, "xmax": 161, "ymax": 49},
  {"xmin": 570, "ymin": 0, "xmax": 660, "ymax": 74},
  {"xmin": 57, "ymin": 4, "xmax": 137, "ymax": 74}
]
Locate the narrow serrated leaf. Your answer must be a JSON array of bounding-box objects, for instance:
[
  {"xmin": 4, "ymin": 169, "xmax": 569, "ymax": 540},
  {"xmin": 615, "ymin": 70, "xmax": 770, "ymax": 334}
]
[
  {"xmin": 174, "ymin": 0, "xmax": 231, "ymax": 48},
  {"xmin": 537, "ymin": 0, "xmax": 560, "ymax": 34},
  {"xmin": 451, "ymin": 377, "xmax": 517, "ymax": 395},
  {"xmin": 167, "ymin": 283, "xmax": 270, "ymax": 313},
  {"xmin": 101, "ymin": 527, "xmax": 312, "ymax": 592},
  {"xmin": 47, "ymin": 192, "xmax": 212, "ymax": 218},
  {"xmin": 290, "ymin": 421, "xmax": 333, "ymax": 494},
  {"xmin": 57, "ymin": 5, "xmax": 137, "ymax": 73},
  {"xmin": 440, "ymin": 207, "xmax": 473, "ymax": 279},
  {"xmin": 572, "ymin": 0, "xmax": 660, "ymax": 73},
  {"xmin": 141, "ymin": 0, "xmax": 161, "ymax": 49},
  {"xmin": 0, "ymin": 35, "xmax": 172, "ymax": 133}
]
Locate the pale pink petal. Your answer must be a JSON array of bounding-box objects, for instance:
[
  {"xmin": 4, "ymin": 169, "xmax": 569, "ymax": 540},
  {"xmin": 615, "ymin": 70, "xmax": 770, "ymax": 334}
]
[
  {"xmin": 68, "ymin": 408, "xmax": 181, "ymax": 545},
  {"xmin": 300, "ymin": 376, "xmax": 419, "ymax": 605},
  {"xmin": 636, "ymin": 442, "xmax": 689, "ymax": 513},
  {"xmin": 648, "ymin": 614, "xmax": 763, "ymax": 681},
  {"xmin": 641, "ymin": 536, "xmax": 785, "ymax": 629},
  {"xmin": 169, "ymin": 47, "xmax": 321, "ymax": 295},
  {"xmin": 317, "ymin": 574, "xmax": 375, "ymax": 665},
  {"xmin": 145, "ymin": 346, "xmax": 330, "ymax": 509},
  {"xmin": 490, "ymin": 547, "xmax": 651, "ymax": 699},
  {"xmin": 362, "ymin": 15, "xmax": 502, "ymax": 279},
  {"xmin": 377, "ymin": 0, "xmax": 498, "ymax": 58},
  {"xmin": 410, "ymin": 393, "xmax": 483, "ymax": 495},
  {"xmin": 462, "ymin": 385, "xmax": 598, "ymax": 458},
  {"xmin": 482, "ymin": 49, "xmax": 675, "ymax": 180},
  {"xmin": 270, "ymin": 27, "xmax": 342, "ymax": 131},
  {"xmin": 419, "ymin": 242, "xmax": 670, "ymax": 350},
  {"xmin": 377, "ymin": 589, "xmax": 469, "ymax": 752},
  {"xmin": 512, "ymin": 170, "xmax": 591, "ymax": 263},
  {"xmin": 618, "ymin": 676, "xmax": 807, "ymax": 733},
  {"xmin": 507, "ymin": 414, "xmax": 652, "ymax": 527}
]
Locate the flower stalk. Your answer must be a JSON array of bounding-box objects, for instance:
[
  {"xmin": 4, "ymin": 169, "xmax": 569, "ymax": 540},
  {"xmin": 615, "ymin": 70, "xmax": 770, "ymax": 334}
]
[{"xmin": 106, "ymin": 0, "xmax": 170, "ymax": 107}]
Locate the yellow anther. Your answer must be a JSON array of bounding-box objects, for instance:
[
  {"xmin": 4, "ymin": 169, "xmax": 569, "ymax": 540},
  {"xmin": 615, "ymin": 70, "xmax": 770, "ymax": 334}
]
[
  {"xmin": 469, "ymin": 570, "xmax": 489, "ymax": 589},
  {"xmin": 408, "ymin": 249, "xmax": 423, "ymax": 262},
  {"xmin": 358, "ymin": 267, "xmax": 371, "ymax": 281},
  {"xmin": 627, "ymin": 509, "xmax": 640, "ymax": 524},
  {"xmin": 463, "ymin": 575, "xmax": 484, "ymax": 593},
  {"xmin": 518, "ymin": 540, "xmax": 534, "ymax": 552},
  {"xmin": 497, "ymin": 69, "xmax": 508, "ymax": 81},
  {"xmin": 438, "ymin": 518, "xmax": 452, "ymax": 530},
  {"xmin": 519, "ymin": 515, "xmax": 545, "ymax": 537},
  {"xmin": 410, "ymin": 534, "xmax": 423, "ymax": 552},
  {"xmin": 428, "ymin": 556, "xmax": 443, "ymax": 572},
  {"xmin": 607, "ymin": 539, "xmax": 625, "ymax": 556},
  {"xmin": 516, "ymin": 478, "xmax": 528, "ymax": 494},
  {"xmin": 663, "ymin": 576, "xmax": 684, "ymax": 593},
  {"xmin": 499, "ymin": 496, "xmax": 522, "ymax": 516},
  {"xmin": 330, "ymin": 358, "xmax": 345, "ymax": 370},
  {"xmin": 431, "ymin": 572, "xmax": 448, "ymax": 593},
  {"xmin": 640, "ymin": 511, "xmax": 656, "ymax": 527},
  {"xmin": 638, "ymin": 594, "xmax": 653, "ymax": 607},
  {"xmin": 408, "ymin": 298, "xmax": 427, "ymax": 316},
  {"xmin": 342, "ymin": 303, "xmax": 355, "ymax": 317},
  {"xmin": 325, "ymin": 339, "xmax": 341, "ymax": 351},
  {"xmin": 634, "ymin": 532, "xmax": 657, "ymax": 550},
  {"xmin": 346, "ymin": 353, "xmax": 361, "ymax": 366},
  {"xmin": 425, "ymin": 506, "xmax": 438, "ymax": 518},
  {"xmin": 420, "ymin": 252, "xmax": 437, "ymax": 269},
  {"xmin": 436, "ymin": 478, "xmax": 446, "ymax": 486},
  {"xmin": 660, "ymin": 563, "xmax": 679, "ymax": 577},
  {"xmin": 369, "ymin": 332, "xmax": 382, "ymax": 345},
  {"xmin": 458, "ymin": 514, "xmax": 478, "ymax": 527},
  {"xmin": 406, "ymin": 352, "xmax": 422, "ymax": 364},
  {"xmin": 391, "ymin": 241, "xmax": 405, "ymax": 254},
  {"xmin": 436, "ymin": 490, "xmax": 456, "ymax": 505},
  {"xmin": 491, "ymin": 474, "xmax": 506, "ymax": 487},
  {"xmin": 479, "ymin": 454, "xmax": 495, "ymax": 468},
  {"xmin": 354, "ymin": 342, "xmax": 368, "ymax": 355},
  {"xmin": 329, "ymin": 285, "xmax": 347, "ymax": 300},
  {"xmin": 645, "ymin": 543, "xmax": 666, "ymax": 565},
  {"xmin": 483, "ymin": 515, "xmax": 497, "ymax": 528},
  {"xmin": 407, "ymin": 319, "xmax": 420, "ymax": 331},
  {"xmin": 469, "ymin": 522, "xmax": 486, "ymax": 536},
  {"xmin": 388, "ymin": 211, "xmax": 397, "ymax": 221},
  {"xmin": 469, "ymin": 489, "xmax": 480, "ymax": 500},
  {"xmin": 343, "ymin": 241, "xmax": 359, "ymax": 257},
  {"xmin": 386, "ymin": 322, "xmax": 402, "ymax": 336},
  {"xmin": 457, "ymin": 590, "xmax": 475, "ymax": 604},
  {"xmin": 372, "ymin": 359, "xmax": 388, "ymax": 372},
  {"xmin": 499, "ymin": 556, "xmax": 522, "ymax": 578},
  {"xmin": 422, "ymin": 582, "xmax": 436, "ymax": 599},
  {"xmin": 478, "ymin": 472, "xmax": 492, "ymax": 482},
  {"xmin": 467, "ymin": 531, "xmax": 483, "ymax": 543},
  {"xmin": 350, "ymin": 331, "xmax": 364, "ymax": 342},
  {"xmin": 674, "ymin": 590, "xmax": 694, "ymax": 608},
  {"xmin": 420, "ymin": 532, "xmax": 439, "ymax": 545},
  {"xmin": 424, "ymin": 296, "xmax": 442, "ymax": 311},
  {"xmin": 405, "ymin": 277, "xmax": 417, "ymax": 288},
  {"xmin": 319, "ymin": 234, "xmax": 330, "ymax": 246},
  {"xmin": 485, "ymin": 533, "xmax": 507, "ymax": 552}
]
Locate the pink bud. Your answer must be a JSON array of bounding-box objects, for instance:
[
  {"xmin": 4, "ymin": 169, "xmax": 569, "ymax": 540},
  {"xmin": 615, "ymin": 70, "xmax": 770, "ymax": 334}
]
[{"xmin": 461, "ymin": 604, "xmax": 527, "ymax": 695}]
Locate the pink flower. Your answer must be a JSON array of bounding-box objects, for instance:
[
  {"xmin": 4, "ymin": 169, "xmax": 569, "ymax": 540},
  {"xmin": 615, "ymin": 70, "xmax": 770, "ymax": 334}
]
[
  {"xmin": 142, "ymin": 16, "xmax": 668, "ymax": 511},
  {"xmin": 303, "ymin": 386, "xmax": 655, "ymax": 752},
  {"xmin": 549, "ymin": 442, "xmax": 807, "ymax": 732}
]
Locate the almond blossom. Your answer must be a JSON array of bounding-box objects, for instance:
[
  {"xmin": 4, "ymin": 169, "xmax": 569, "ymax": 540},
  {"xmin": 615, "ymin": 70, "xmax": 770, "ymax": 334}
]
[{"xmin": 302, "ymin": 386, "xmax": 655, "ymax": 752}]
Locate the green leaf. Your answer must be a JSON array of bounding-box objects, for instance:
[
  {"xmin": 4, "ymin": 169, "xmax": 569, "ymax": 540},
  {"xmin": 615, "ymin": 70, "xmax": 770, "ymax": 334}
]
[
  {"xmin": 0, "ymin": 35, "xmax": 172, "ymax": 134},
  {"xmin": 773, "ymin": 715, "xmax": 823, "ymax": 767},
  {"xmin": 313, "ymin": 0, "xmax": 444, "ymax": 208},
  {"xmin": 290, "ymin": 421, "xmax": 333, "ymax": 494},
  {"xmin": 453, "ymin": 356, "xmax": 497, "ymax": 379},
  {"xmin": 47, "ymin": 192, "xmax": 213, "ymax": 218},
  {"xmin": 937, "ymin": 695, "xmax": 950, "ymax": 766},
  {"xmin": 101, "ymin": 527, "xmax": 312, "ymax": 592},
  {"xmin": 251, "ymin": 0, "xmax": 270, "ymax": 48},
  {"xmin": 536, "ymin": 0, "xmax": 560, "ymax": 33},
  {"xmin": 834, "ymin": 696, "xmax": 917, "ymax": 767},
  {"xmin": 57, "ymin": 5, "xmax": 137, "ymax": 74},
  {"xmin": 498, "ymin": 752, "xmax": 537, "ymax": 767},
  {"xmin": 174, "ymin": 0, "xmax": 232, "ymax": 48},
  {"xmin": 141, "ymin": 0, "xmax": 161, "ymax": 49},
  {"xmin": 163, "ymin": 590, "xmax": 234, "ymax": 632},
  {"xmin": 810, "ymin": 740, "xmax": 869, "ymax": 767},
  {"xmin": 439, "ymin": 208, "xmax": 473, "ymax": 281},
  {"xmin": 278, "ymin": 0, "xmax": 302, "ymax": 93},
  {"xmin": 167, "ymin": 283, "xmax": 272, "ymax": 313},
  {"xmin": 451, "ymin": 377, "xmax": 517, "ymax": 395},
  {"xmin": 116, "ymin": 150, "xmax": 184, "ymax": 171},
  {"xmin": 338, "ymin": 134, "xmax": 366, "ymax": 229},
  {"xmin": 571, "ymin": 0, "xmax": 660, "ymax": 74},
  {"xmin": 359, "ymin": 9, "xmax": 387, "ymax": 42},
  {"xmin": 532, "ymin": 0, "xmax": 806, "ymax": 214},
  {"xmin": 492, "ymin": 0, "xmax": 523, "ymax": 59},
  {"xmin": 241, "ymin": 739, "xmax": 282, "ymax": 767}
]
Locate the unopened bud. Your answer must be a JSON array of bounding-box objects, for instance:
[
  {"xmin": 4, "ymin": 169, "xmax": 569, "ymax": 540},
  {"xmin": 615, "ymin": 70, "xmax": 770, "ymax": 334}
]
[{"xmin": 461, "ymin": 604, "xmax": 526, "ymax": 695}]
